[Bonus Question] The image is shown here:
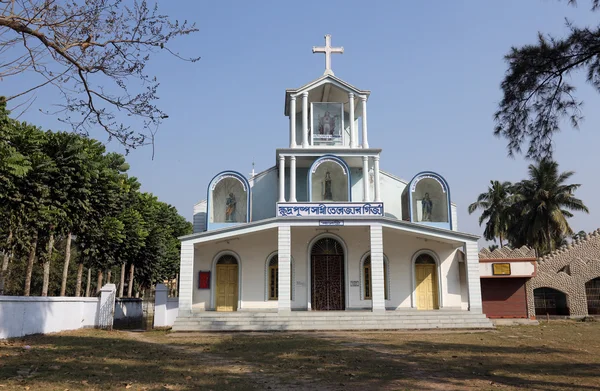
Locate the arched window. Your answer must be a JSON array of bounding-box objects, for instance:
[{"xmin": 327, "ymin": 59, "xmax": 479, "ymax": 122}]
[
  {"xmin": 266, "ymin": 254, "xmax": 292, "ymax": 301},
  {"xmin": 363, "ymin": 256, "xmax": 389, "ymax": 300},
  {"xmin": 534, "ymin": 287, "xmax": 569, "ymax": 316}
]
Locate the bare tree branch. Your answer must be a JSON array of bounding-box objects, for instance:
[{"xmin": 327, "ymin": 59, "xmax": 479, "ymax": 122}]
[{"xmin": 0, "ymin": 0, "xmax": 199, "ymax": 151}]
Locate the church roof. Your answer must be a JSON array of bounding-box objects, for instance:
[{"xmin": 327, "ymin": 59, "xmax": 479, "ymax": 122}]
[
  {"xmin": 478, "ymin": 246, "xmax": 536, "ymax": 260},
  {"xmin": 284, "ymin": 74, "xmax": 370, "ymax": 116},
  {"xmin": 180, "ymin": 215, "xmax": 479, "ymax": 244}
]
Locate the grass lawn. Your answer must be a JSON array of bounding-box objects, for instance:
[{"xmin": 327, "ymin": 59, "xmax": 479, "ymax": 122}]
[{"xmin": 0, "ymin": 321, "xmax": 599, "ymax": 390}]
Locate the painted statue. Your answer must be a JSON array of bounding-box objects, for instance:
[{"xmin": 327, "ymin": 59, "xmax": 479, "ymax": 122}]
[
  {"xmin": 225, "ymin": 192, "xmax": 236, "ymax": 222},
  {"xmin": 318, "ymin": 111, "xmax": 336, "ymax": 135},
  {"xmin": 324, "ymin": 171, "xmax": 333, "ymax": 200},
  {"xmin": 422, "ymin": 192, "xmax": 433, "ymax": 221}
]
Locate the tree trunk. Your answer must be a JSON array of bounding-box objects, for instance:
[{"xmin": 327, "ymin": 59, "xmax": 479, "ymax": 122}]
[
  {"xmin": 0, "ymin": 229, "xmax": 13, "ymax": 295},
  {"xmin": 107, "ymin": 269, "xmax": 111, "ymax": 283},
  {"xmin": 24, "ymin": 231, "xmax": 38, "ymax": 297},
  {"xmin": 42, "ymin": 230, "xmax": 55, "ymax": 296},
  {"xmin": 127, "ymin": 263, "xmax": 134, "ymax": 297},
  {"xmin": 174, "ymin": 273, "xmax": 179, "ymax": 297},
  {"xmin": 60, "ymin": 232, "xmax": 72, "ymax": 296},
  {"xmin": 96, "ymin": 269, "xmax": 103, "ymax": 294},
  {"xmin": 75, "ymin": 262, "xmax": 83, "ymax": 297},
  {"xmin": 119, "ymin": 263, "xmax": 126, "ymax": 297},
  {"xmin": 499, "ymin": 233, "xmax": 504, "ymax": 248},
  {"xmin": 85, "ymin": 267, "xmax": 91, "ymax": 297}
]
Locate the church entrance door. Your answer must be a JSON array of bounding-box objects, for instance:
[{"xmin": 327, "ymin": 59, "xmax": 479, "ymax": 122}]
[
  {"xmin": 415, "ymin": 263, "xmax": 438, "ymax": 310},
  {"xmin": 311, "ymin": 238, "xmax": 345, "ymax": 311},
  {"xmin": 216, "ymin": 264, "xmax": 238, "ymax": 311}
]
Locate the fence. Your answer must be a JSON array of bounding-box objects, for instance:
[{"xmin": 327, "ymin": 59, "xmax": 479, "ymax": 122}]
[{"xmin": 0, "ymin": 283, "xmax": 179, "ymax": 339}]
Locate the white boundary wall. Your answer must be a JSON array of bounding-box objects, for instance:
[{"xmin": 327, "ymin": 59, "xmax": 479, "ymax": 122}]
[
  {"xmin": 0, "ymin": 296, "xmax": 100, "ymax": 339},
  {"xmin": 1, "ymin": 283, "xmax": 179, "ymax": 339}
]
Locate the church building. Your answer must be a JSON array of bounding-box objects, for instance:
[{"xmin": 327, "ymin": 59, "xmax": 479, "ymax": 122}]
[{"xmin": 174, "ymin": 36, "xmax": 492, "ymax": 330}]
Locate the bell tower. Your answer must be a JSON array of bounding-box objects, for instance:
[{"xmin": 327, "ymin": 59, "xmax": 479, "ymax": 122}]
[{"xmin": 277, "ymin": 35, "xmax": 382, "ymax": 207}]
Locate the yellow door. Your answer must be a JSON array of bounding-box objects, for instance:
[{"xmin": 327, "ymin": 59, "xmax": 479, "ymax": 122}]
[
  {"xmin": 416, "ymin": 264, "xmax": 439, "ymax": 310},
  {"xmin": 216, "ymin": 264, "xmax": 238, "ymax": 311}
]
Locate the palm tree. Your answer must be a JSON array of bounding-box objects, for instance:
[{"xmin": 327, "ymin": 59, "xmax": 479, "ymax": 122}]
[
  {"xmin": 468, "ymin": 180, "xmax": 513, "ymax": 247},
  {"xmin": 508, "ymin": 159, "xmax": 588, "ymax": 255}
]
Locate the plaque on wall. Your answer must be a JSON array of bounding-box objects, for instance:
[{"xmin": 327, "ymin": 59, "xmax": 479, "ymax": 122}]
[
  {"xmin": 350, "ymin": 280, "xmax": 360, "ymax": 287},
  {"xmin": 492, "ymin": 263, "xmax": 511, "ymax": 276},
  {"xmin": 319, "ymin": 220, "xmax": 344, "ymax": 226},
  {"xmin": 198, "ymin": 271, "xmax": 211, "ymax": 289}
]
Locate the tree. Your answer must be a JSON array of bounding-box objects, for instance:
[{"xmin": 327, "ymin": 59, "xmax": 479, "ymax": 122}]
[
  {"xmin": 0, "ymin": 0, "xmax": 199, "ymax": 150},
  {"xmin": 495, "ymin": 0, "xmax": 600, "ymax": 159},
  {"xmin": 507, "ymin": 159, "xmax": 589, "ymax": 255},
  {"xmin": 468, "ymin": 180, "xmax": 513, "ymax": 247}
]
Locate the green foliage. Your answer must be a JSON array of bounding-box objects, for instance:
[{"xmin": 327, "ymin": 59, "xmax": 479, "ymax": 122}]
[
  {"xmin": 468, "ymin": 180, "xmax": 513, "ymax": 246},
  {"xmin": 495, "ymin": 1, "xmax": 600, "ymax": 159},
  {"xmin": 0, "ymin": 103, "xmax": 191, "ymax": 296},
  {"xmin": 469, "ymin": 159, "xmax": 589, "ymax": 255}
]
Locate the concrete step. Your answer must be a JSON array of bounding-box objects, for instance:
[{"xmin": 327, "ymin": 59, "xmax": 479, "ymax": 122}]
[
  {"xmin": 171, "ymin": 312, "xmax": 494, "ymax": 332},
  {"xmin": 172, "ymin": 322, "xmax": 494, "ymax": 332}
]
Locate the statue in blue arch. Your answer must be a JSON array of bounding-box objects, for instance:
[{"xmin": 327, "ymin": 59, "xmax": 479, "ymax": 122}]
[
  {"xmin": 225, "ymin": 192, "xmax": 236, "ymax": 222},
  {"xmin": 422, "ymin": 192, "xmax": 433, "ymax": 221},
  {"xmin": 324, "ymin": 171, "xmax": 333, "ymax": 200}
]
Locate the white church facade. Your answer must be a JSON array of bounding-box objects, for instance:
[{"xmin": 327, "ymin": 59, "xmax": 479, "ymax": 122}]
[{"xmin": 175, "ymin": 36, "xmax": 491, "ymax": 330}]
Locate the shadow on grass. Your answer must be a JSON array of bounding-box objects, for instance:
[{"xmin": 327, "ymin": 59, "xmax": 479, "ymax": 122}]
[
  {"xmin": 0, "ymin": 331, "xmax": 256, "ymax": 391},
  {"xmin": 1, "ymin": 330, "xmax": 599, "ymax": 391},
  {"xmin": 198, "ymin": 333, "xmax": 600, "ymax": 391}
]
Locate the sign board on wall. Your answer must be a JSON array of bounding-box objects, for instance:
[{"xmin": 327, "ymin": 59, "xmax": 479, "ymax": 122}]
[
  {"xmin": 492, "ymin": 263, "xmax": 511, "ymax": 276},
  {"xmin": 198, "ymin": 271, "xmax": 211, "ymax": 289}
]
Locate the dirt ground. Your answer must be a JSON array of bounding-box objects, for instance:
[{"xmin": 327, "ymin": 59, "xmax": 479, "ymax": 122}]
[{"xmin": 0, "ymin": 321, "xmax": 599, "ymax": 390}]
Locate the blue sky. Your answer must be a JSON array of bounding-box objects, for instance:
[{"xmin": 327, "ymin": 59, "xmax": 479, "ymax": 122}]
[{"xmin": 5, "ymin": 0, "xmax": 600, "ymax": 247}]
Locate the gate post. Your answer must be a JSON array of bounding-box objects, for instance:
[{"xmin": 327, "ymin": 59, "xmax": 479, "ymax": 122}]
[
  {"xmin": 98, "ymin": 284, "xmax": 117, "ymax": 330},
  {"xmin": 154, "ymin": 283, "xmax": 168, "ymax": 327}
]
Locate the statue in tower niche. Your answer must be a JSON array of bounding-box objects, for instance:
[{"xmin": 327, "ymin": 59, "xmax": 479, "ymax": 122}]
[
  {"xmin": 318, "ymin": 111, "xmax": 336, "ymax": 136},
  {"xmin": 323, "ymin": 171, "xmax": 333, "ymax": 200},
  {"xmin": 225, "ymin": 192, "xmax": 237, "ymax": 222},
  {"xmin": 422, "ymin": 192, "xmax": 433, "ymax": 221}
]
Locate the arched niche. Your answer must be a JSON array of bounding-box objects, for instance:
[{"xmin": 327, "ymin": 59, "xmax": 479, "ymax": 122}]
[
  {"xmin": 206, "ymin": 171, "xmax": 250, "ymax": 230},
  {"xmin": 308, "ymin": 155, "xmax": 351, "ymax": 202},
  {"xmin": 407, "ymin": 172, "xmax": 451, "ymax": 229}
]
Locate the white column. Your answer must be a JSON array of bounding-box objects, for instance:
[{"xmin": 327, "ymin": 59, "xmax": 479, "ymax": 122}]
[
  {"xmin": 289, "ymin": 156, "xmax": 297, "ymax": 202},
  {"xmin": 373, "ymin": 155, "xmax": 381, "ymax": 202},
  {"xmin": 302, "ymin": 92, "xmax": 309, "ymax": 148},
  {"xmin": 370, "ymin": 224, "xmax": 385, "ymax": 312},
  {"xmin": 348, "ymin": 93, "xmax": 356, "ymax": 148},
  {"xmin": 278, "ymin": 225, "xmax": 292, "ymax": 313},
  {"xmin": 178, "ymin": 241, "xmax": 194, "ymax": 316},
  {"xmin": 362, "ymin": 156, "xmax": 370, "ymax": 202},
  {"xmin": 464, "ymin": 240, "xmax": 483, "ymax": 313},
  {"xmin": 289, "ymin": 96, "xmax": 297, "ymax": 148},
  {"xmin": 154, "ymin": 283, "xmax": 168, "ymax": 327},
  {"xmin": 361, "ymin": 96, "xmax": 369, "ymax": 148},
  {"xmin": 278, "ymin": 154, "xmax": 286, "ymax": 203}
]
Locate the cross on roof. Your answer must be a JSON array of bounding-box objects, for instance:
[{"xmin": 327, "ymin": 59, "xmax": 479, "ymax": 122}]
[{"xmin": 312, "ymin": 34, "xmax": 344, "ymax": 76}]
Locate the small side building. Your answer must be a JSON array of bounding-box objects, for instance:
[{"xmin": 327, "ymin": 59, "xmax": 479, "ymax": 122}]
[
  {"xmin": 478, "ymin": 246, "xmax": 536, "ymax": 319},
  {"xmin": 478, "ymin": 229, "xmax": 600, "ymax": 319}
]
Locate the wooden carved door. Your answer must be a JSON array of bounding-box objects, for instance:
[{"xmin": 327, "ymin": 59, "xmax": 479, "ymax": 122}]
[{"xmin": 311, "ymin": 238, "xmax": 345, "ymax": 311}]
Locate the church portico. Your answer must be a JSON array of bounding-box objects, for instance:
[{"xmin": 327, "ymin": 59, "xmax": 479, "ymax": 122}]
[
  {"xmin": 176, "ymin": 34, "xmax": 491, "ymax": 330},
  {"xmin": 178, "ymin": 219, "xmax": 480, "ymax": 314}
]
